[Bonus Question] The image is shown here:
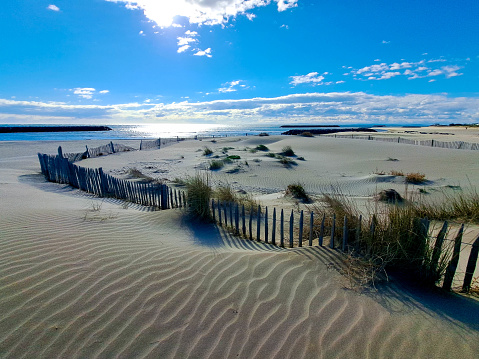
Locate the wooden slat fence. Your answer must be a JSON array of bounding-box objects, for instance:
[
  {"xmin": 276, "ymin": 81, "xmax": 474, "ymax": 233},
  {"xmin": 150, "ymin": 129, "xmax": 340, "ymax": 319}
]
[
  {"xmin": 209, "ymin": 199, "xmax": 479, "ymax": 292},
  {"xmin": 64, "ymin": 141, "xmax": 136, "ymax": 162},
  {"xmin": 327, "ymin": 134, "xmax": 479, "ymax": 151},
  {"xmin": 38, "ymin": 146, "xmax": 186, "ymax": 210}
]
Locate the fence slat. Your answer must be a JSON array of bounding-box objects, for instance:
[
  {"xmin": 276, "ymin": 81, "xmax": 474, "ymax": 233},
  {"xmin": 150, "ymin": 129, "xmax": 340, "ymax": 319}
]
[
  {"xmin": 342, "ymin": 215, "xmax": 348, "ymax": 251},
  {"xmin": 319, "ymin": 214, "xmax": 325, "ymax": 247},
  {"xmin": 280, "ymin": 209, "xmax": 284, "ymax": 248},
  {"xmin": 298, "ymin": 210, "xmax": 303, "ymax": 247},
  {"xmin": 256, "ymin": 205, "xmax": 261, "ymax": 241},
  {"xmin": 309, "ymin": 212, "xmax": 314, "ymax": 246},
  {"xmin": 330, "ymin": 214, "xmax": 336, "ymax": 249},
  {"xmin": 249, "ymin": 206, "xmax": 253, "ymax": 240},
  {"xmin": 289, "ymin": 210, "xmax": 294, "ymax": 248},
  {"xmin": 272, "ymin": 208, "xmax": 276, "ymax": 246},
  {"xmin": 462, "ymin": 235, "xmax": 479, "ymax": 292},
  {"xmin": 431, "ymin": 221, "xmax": 448, "ymax": 274},
  {"xmin": 443, "ymin": 224, "xmax": 464, "ymax": 291},
  {"xmin": 242, "ymin": 205, "xmax": 246, "ymax": 237},
  {"xmin": 265, "ymin": 207, "xmax": 269, "ymax": 244}
]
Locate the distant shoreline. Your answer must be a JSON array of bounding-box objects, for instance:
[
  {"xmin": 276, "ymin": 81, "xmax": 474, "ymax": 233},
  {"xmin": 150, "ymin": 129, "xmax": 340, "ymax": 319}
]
[
  {"xmin": 282, "ymin": 128, "xmax": 377, "ymax": 135},
  {"xmin": 0, "ymin": 125, "xmax": 112, "ymax": 133}
]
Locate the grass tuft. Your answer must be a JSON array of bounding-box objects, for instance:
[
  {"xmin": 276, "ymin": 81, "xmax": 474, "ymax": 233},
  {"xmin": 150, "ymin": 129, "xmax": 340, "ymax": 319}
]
[
  {"xmin": 209, "ymin": 160, "xmax": 224, "ymax": 170},
  {"xmin": 406, "ymin": 172, "xmax": 427, "ymax": 184},
  {"xmin": 255, "ymin": 144, "xmax": 269, "ymax": 151},
  {"xmin": 203, "ymin": 146, "xmax": 214, "ymax": 156},
  {"xmin": 286, "ymin": 183, "xmax": 310, "ymax": 202},
  {"xmin": 281, "ymin": 145, "xmax": 295, "ymax": 156},
  {"xmin": 185, "ymin": 173, "xmax": 212, "ymax": 219}
]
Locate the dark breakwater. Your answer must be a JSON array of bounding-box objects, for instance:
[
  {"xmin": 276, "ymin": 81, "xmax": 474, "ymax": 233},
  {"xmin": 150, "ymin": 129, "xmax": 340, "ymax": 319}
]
[{"xmin": 0, "ymin": 125, "xmax": 112, "ymax": 133}]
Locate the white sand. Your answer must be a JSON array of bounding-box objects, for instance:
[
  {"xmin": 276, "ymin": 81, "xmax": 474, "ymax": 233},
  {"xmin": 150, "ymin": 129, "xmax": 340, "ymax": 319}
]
[{"xmin": 1, "ymin": 131, "xmax": 479, "ymax": 358}]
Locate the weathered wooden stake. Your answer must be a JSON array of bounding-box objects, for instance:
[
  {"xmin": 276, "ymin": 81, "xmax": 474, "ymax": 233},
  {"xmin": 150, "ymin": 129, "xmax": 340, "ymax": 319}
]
[
  {"xmin": 443, "ymin": 224, "xmax": 464, "ymax": 291},
  {"xmin": 280, "ymin": 209, "xmax": 284, "ymax": 248},
  {"xmin": 318, "ymin": 214, "xmax": 325, "ymax": 246},
  {"xmin": 249, "ymin": 206, "xmax": 253, "ymax": 240},
  {"xmin": 462, "ymin": 235, "xmax": 479, "ymax": 292},
  {"xmin": 330, "ymin": 214, "xmax": 336, "ymax": 249},
  {"xmin": 309, "ymin": 212, "xmax": 314, "ymax": 246},
  {"xmin": 431, "ymin": 221, "xmax": 448, "ymax": 274},
  {"xmin": 218, "ymin": 201, "xmax": 222, "ymax": 226},
  {"xmin": 242, "ymin": 205, "xmax": 246, "ymax": 236},
  {"xmin": 265, "ymin": 207, "xmax": 269, "ymax": 243},
  {"xmin": 342, "ymin": 215, "xmax": 348, "ymax": 251},
  {"xmin": 298, "ymin": 210, "xmax": 304, "ymax": 247},
  {"xmin": 211, "ymin": 199, "xmax": 216, "ymax": 223},
  {"xmin": 256, "ymin": 205, "xmax": 261, "ymax": 241},
  {"xmin": 289, "ymin": 210, "xmax": 294, "ymax": 248},
  {"xmin": 272, "ymin": 208, "xmax": 276, "ymax": 246}
]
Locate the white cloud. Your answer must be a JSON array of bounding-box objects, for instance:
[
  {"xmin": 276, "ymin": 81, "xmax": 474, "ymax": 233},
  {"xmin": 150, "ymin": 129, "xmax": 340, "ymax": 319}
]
[
  {"xmin": 347, "ymin": 57, "xmax": 466, "ymax": 81},
  {"xmin": 382, "ymin": 40, "xmax": 390, "ymax": 44},
  {"xmin": 290, "ymin": 72, "xmax": 325, "ymax": 86},
  {"xmin": 105, "ymin": 1, "xmax": 299, "ymax": 28},
  {"xmin": 177, "ymin": 45, "xmax": 190, "ymax": 53},
  {"xmin": 2, "ymin": 92, "xmax": 479, "ymax": 125},
  {"xmin": 72, "ymin": 88, "xmax": 110, "ymax": 99},
  {"xmin": 47, "ymin": 4, "xmax": 60, "ymax": 12},
  {"xmin": 73, "ymin": 88, "xmax": 96, "ymax": 99},
  {"xmin": 218, "ymin": 80, "xmax": 248, "ymax": 93},
  {"xmin": 194, "ymin": 48, "xmax": 212, "ymax": 57}
]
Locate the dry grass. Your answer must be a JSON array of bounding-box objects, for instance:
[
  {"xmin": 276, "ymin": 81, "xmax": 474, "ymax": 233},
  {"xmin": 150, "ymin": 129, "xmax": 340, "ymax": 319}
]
[
  {"xmin": 214, "ymin": 182, "xmax": 259, "ymax": 212},
  {"xmin": 406, "ymin": 172, "xmax": 427, "ymax": 184},
  {"xmin": 281, "ymin": 146, "xmax": 295, "ymax": 156},
  {"xmin": 286, "ymin": 183, "xmax": 310, "ymax": 202},
  {"xmin": 390, "ymin": 170, "xmax": 404, "ymax": 176},
  {"xmin": 185, "ymin": 173, "xmax": 212, "ymax": 219}
]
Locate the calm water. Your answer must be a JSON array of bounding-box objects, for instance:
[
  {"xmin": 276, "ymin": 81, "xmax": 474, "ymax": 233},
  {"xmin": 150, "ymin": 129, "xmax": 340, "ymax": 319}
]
[{"xmin": 0, "ymin": 123, "xmax": 386, "ymax": 141}]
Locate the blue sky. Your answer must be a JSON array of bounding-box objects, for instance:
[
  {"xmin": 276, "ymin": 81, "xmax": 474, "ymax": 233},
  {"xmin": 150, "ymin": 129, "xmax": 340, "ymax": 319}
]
[{"xmin": 0, "ymin": 0, "xmax": 478, "ymax": 125}]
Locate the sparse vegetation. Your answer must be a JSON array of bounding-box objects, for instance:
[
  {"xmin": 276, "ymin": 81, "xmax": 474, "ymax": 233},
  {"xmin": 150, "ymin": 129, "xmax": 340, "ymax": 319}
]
[
  {"xmin": 266, "ymin": 152, "xmax": 277, "ymax": 158},
  {"xmin": 281, "ymin": 146, "xmax": 295, "ymax": 156},
  {"xmin": 390, "ymin": 170, "xmax": 404, "ymax": 176},
  {"xmin": 209, "ymin": 160, "xmax": 224, "ymax": 170},
  {"xmin": 286, "ymin": 183, "xmax": 310, "ymax": 202},
  {"xmin": 255, "ymin": 144, "xmax": 269, "ymax": 151},
  {"xmin": 258, "ymin": 132, "xmax": 269, "ymax": 136},
  {"xmin": 278, "ymin": 156, "xmax": 297, "ymax": 167},
  {"xmin": 227, "ymin": 155, "xmax": 241, "ymax": 160},
  {"xmin": 203, "ymin": 146, "xmax": 214, "ymax": 156},
  {"xmin": 406, "ymin": 172, "xmax": 427, "ymax": 184},
  {"xmin": 214, "ymin": 183, "xmax": 259, "ymax": 211},
  {"xmin": 301, "ymin": 132, "xmax": 314, "ymax": 137}
]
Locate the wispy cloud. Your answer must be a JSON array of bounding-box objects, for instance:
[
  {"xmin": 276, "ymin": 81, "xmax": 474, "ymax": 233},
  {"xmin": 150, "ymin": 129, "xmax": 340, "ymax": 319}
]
[
  {"xmin": 105, "ymin": 1, "xmax": 299, "ymax": 28},
  {"xmin": 290, "ymin": 72, "xmax": 325, "ymax": 86},
  {"xmin": 345, "ymin": 57, "xmax": 465, "ymax": 81},
  {"xmin": 47, "ymin": 4, "xmax": 60, "ymax": 12},
  {"xmin": 218, "ymin": 80, "xmax": 248, "ymax": 93},
  {"xmin": 194, "ymin": 48, "xmax": 212, "ymax": 58},
  {"xmin": 2, "ymin": 92, "xmax": 478, "ymax": 125},
  {"xmin": 72, "ymin": 88, "xmax": 110, "ymax": 99}
]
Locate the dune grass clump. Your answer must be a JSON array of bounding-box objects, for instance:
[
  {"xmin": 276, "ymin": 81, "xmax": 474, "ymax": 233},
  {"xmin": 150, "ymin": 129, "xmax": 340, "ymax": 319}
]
[
  {"xmin": 185, "ymin": 174, "xmax": 212, "ymax": 219},
  {"xmin": 255, "ymin": 144, "xmax": 269, "ymax": 151},
  {"xmin": 301, "ymin": 132, "xmax": 314, "ymax": 137},
  {"xmin": 406, "ymin": 172, "xmax": 427, "ymax": 184},
  {"xmin": 214, "ymin": 183, "xmax": 259, "ymax": 211},
  {"xmin": 209, "ymin": 160, "xmax": 224, "ymax": 170},
  {"xmin": 286, "ymin": 183, "xmax": 310, "ymax": 202},
  {"xmin": 390, "ymin": 170, "xmax": 404, "ymax": 176},
  {"xmin": 203, "ymin": 146, "xmax": 214, "ymax": 156},
  {"xmin": 278, "ymin": 156, "xmax": 297, "ymax": 167},
  {"xmin": 227, "ymin": 155, "xmax": 241, "ymax": 160},
  {"xmin": 266, "ymin": 152, "xmax": 277, "ymax": 158},
  {"xmin": 281, "ymin": 146, "xmax": 295, "ymax": 156}
]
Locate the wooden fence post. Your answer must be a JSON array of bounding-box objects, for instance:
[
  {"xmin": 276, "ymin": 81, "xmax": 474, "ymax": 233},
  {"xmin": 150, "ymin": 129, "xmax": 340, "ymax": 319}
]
[
  {"xmin": 280, "ymin": 209, "xmax": 284, "ymax": 248},
  {"xmin": 249, "ymin": 206, "xmax": 253, "ymax": 240},
  {"xmin": 309, "ymin": 212, "xmax": 314, "ymax": 246},
  {"xmin": 272, "ymin": 208, "xmax": 276, "ymax": 246},
  {"xmin": 462, "ymin": 235, "xmax": 479, "ymax": 292},
  {"xmin": 443, "ymin": 224, "xmax": 464, "ymax": 291},
  {"xmin": 298, "ymin": 210, "xmax": 304, "ymax": 247},
  {"xmin": 229, "ymin": 202, "xmax": 233, "ymax": 227},
  {"xmin": 265, "ymin": 207, "xmax": 269, "ymax": 243},
  {"xmin": 223, "ymin": 201, "xmax": 228, "ymax": 226},
  {"xmin": 318, "ymin": 214, "xmax": 325, "ymax": 247},
  {"xmin": 218, "ymin": 201, "xmax": 222, "ymax": 226},
  {"xmin": 211, "ymin": 199, "xmax": 216, "ymax": 223},
  {"xmin": 256, "ymin": 205, "xmax": 261, "ymax": 241},
  {"xmin": 242, "ymin": 205, "xmax": 246, "ymax": 236},
  {"xmin": 289, "ymin": 210, "xmax": 294, "ymax": 248},
  {"xmin": 330, "ymin": 214, "xmax": 336, "ymax": 249},
  {"xmin": 342, "ymin": 216, "xmax": 348, "ymax": 251},
  {"xmin": 235, "ymin": 203, "xmax": 240, "ymax": 235},
  {"xmin": 431, "ymin": 221, "xmax": 448, "ymax": 275}
]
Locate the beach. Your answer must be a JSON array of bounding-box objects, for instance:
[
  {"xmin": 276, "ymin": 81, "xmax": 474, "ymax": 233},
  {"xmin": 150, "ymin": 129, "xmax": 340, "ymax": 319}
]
[{"xmin": 1, "ymin": 128, "xmax": 479, "ymax": 358}]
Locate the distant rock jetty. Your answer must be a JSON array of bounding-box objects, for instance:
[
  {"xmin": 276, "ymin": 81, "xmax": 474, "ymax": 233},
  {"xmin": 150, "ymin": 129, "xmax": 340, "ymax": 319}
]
[
  {"xmin": 282, "ymin": 128, "xmax": 377, "ymax": 135},
  {"xmin": 280, "ymin": 125, "xmax": 340, "ymax": 128},
  {"xmin": 0, "ymin": 126, "xmax": 112, "ymax": 133}
]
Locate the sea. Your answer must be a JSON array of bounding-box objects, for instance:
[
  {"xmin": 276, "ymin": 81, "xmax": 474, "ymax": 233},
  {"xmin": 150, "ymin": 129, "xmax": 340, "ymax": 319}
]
[{"xmin": 0, "ymin": 123, "xmax": 392, "ymax": 142}]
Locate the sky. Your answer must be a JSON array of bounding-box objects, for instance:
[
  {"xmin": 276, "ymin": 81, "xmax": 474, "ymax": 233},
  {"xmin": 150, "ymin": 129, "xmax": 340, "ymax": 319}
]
[{"xmin": 0, "ymin": 0, "xmax": 478, "ymax": 126}]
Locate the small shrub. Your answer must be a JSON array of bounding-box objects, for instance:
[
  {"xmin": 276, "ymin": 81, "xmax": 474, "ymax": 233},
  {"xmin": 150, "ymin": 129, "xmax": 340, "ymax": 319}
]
[
  {"xmin": 406, "ymin": 172, "xmax": 426, "ymax": 184},
  {"xmin": 222, "ymin": 147, "xmax": 234, "ymax": 154},
  {"xmin": 227, "ymin": 155, "xmax": 241, "ymax": 160},
  {"xmin": 209, "ymin": 160, "xmax": 224, "ymax": 170},
  {"xmin": 266, "ymin": 152, "xmax": 277, "ymax": 158},
  {"xmin": 203, "ymin": 147, "xmax": 213, "ymax": 156},
  {"xmin": 286, "ymin": 183, "xmax": 310, "ymax": 202},
  {"xmin": 258, "ymin": 132, "xmax": 269, "ymax": 136},
  {"xmin": 297, "ymin": 156, "xmax": 305, "ymax": 161},
  {"xmin": 386, "ymin": 157, "xmax": 399, "ymax": 161},
  {"xmin": 255, "ymin": 144, "xmax": 269, "ymax": 151},
  {"xmin": 301, "ymin": 132, "xmax": 314, "ymax": 137},
  {"xmin": 390, "ymin": 170, "xmax": 404, "ymax": 176},
  {"xmin": 281, "ymin": 146, "xmax": 295, "ymax": 156}
]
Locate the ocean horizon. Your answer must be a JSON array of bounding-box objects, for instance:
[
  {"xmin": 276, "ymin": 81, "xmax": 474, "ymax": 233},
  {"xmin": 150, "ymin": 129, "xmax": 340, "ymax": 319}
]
[{"xmin": 0, "ymin": 123, "xmax": 405, "ymax": 142}]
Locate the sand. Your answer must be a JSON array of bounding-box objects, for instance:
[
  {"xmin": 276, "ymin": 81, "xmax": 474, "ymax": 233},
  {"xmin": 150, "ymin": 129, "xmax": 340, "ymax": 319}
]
[{"xmin": 1, "ymin": 129, "xmax": 479, "ymax": 358}]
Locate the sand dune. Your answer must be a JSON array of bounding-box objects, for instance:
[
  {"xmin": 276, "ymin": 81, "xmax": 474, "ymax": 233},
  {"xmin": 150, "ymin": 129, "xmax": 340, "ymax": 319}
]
[{"xmin": 1, "ymin": 135, "xmax": 479, "ymax": 358}]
